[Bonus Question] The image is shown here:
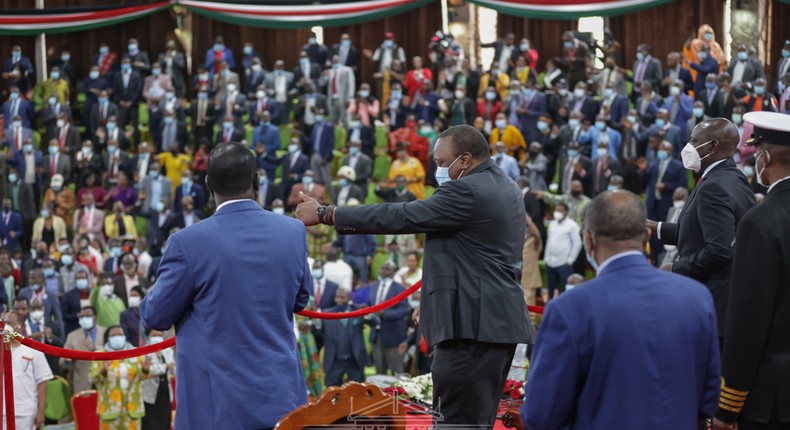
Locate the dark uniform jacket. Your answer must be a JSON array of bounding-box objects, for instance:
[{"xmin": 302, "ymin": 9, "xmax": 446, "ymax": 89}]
[{"xmin": 717, "ymin": 178, "xmax": 790, "ymax": 424}]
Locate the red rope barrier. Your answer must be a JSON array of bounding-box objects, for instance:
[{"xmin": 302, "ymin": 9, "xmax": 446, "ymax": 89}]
[
  {"xmin": 12, "ymin": 279, "xmax": 542, "ymax": 361},
  {"xmin": 17, "ymin": 337, "xmax": 176, "ymax": 361},
  {"xmin": 297, "ymin": 280, "xmax": 423, "ymax": 319}
]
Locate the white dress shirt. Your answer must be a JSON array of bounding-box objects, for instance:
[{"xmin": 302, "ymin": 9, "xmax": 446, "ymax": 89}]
[{"xmin": 544, "ymin": 217, "xmax": 582, "ymax": 268}]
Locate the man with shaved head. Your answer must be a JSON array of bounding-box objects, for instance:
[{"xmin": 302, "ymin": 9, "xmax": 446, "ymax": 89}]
[
  {"xmin": 521, "ymin": 190, "xmax": 720, "ymax": 429},
  {"xmin": 649, "ymin": 118, "xmax": 755, "ymax": 339}
]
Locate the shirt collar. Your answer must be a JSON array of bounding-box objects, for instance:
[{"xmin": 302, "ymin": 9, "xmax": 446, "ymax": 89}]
[
  {"xmin": 768, "ymin": 176, "xmax": 790, "ymax": 194},
  {"xmin": 596, "ymin": 251, "xmax": 644, "ymax": 274},
  {"xmin": 701, "ymin": 158, "xmax": 728, "ymax": 178},
  {"xmin": 216, "ymin": 199, "xmax": 250, "ymax": 212}
]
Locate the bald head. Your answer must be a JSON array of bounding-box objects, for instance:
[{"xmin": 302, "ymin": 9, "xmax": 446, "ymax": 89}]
[
  {"xmin": 584, "ymin": 190, "xmax": 646, "ymax": 242},
  {"xmin": 691, "ymin": 118, "xmax": 740, "ymax": 162}
]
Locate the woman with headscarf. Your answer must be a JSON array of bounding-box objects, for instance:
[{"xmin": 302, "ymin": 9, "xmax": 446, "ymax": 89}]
[{"xmin": 685, "ymin": 24, "xmax": 726, "ymax": 80}]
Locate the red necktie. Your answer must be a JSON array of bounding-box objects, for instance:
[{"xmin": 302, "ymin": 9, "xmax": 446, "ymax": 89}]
[
  {"xmin": 59, "ymin": 127, "xmax": 66, "ymax": 147},
  {"xmin": 51, "ymin": 155, "xmax": 56, "ymax": 174},
  {"xmin": 101, "ymin": 104, "xmax": 107, "ymax": 124},
  {"xmin": 315, "ymin": 281, "xmax": 322, "ymax": 306},
  {"xmin": 14, "ymin": 130, "xmax": 20, "ymax": 150},
  {"xmin": 332, "ymin": 71, "xmax": 338, "ymax": 95}
]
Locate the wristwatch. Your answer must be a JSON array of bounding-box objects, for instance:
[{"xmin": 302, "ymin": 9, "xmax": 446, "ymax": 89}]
[{"xmin": 316, "ymin": 205, "xmax": 328, "ymax": 224}]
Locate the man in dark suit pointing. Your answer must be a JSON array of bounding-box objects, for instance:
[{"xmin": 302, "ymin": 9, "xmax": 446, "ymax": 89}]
[
  {"xmin": 296, "ymin": 125, "xmax": 535, "ymax": 429},
  {"xmin": 649, "ymin": 118, "xmax": 755, "ymax": 337}
]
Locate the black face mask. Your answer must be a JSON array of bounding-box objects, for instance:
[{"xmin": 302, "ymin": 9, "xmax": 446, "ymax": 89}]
[
  {"xmin": 36, "ymin": 250, "xmax": 46, "ymax": 259},
  {"xmin": 571, "ymin": 190, "xmax": 582, "ymax": 198}
]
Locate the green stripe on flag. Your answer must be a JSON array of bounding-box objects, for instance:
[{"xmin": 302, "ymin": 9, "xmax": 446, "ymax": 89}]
[
  {"xmin": 467, "ymin": 0, "xmax": 676, "ymax": 19},
  {"xmin": 183, "ymin": 0, "xmax": 433, "ymax": 29}
]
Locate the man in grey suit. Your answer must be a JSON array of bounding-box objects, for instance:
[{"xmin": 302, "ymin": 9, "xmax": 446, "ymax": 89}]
[
  {"xmin": 341, "ymin": 140, "xmax": 372, "ymax": 200},
  {"xmin": 320, "ymin": 55, "xmax": 355, "ymax": 127},
  {"xmin": 138, "ymin": 160, "xmax": 172, "ymax": 213},
  {"xmin": 158, "ymin": 40, "xmax": 187, "ymax": 97},
  {"xmin": 631, "ymin": 44, "xmax": 663, "ymax": 103},
  {"xmin": 264, "ymin": 60, "xmax": 295, "ymax": 126},
  {"xmin": 296, "ymin": 125, "xmax": 535, "ymax": 429}
]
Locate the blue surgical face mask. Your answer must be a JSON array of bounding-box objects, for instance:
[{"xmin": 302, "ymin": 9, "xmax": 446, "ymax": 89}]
[
  {"xmin": 485, "ymin": 91, "xmax": 496, "ymax": 101},
  {"xmin": 655, "ymin": 118, "xmax": 666, "ymax": 128},
  {"xmin": 99, "ymin": 46, "xmax": 109, "ymax": 55},
  {"xmin": 152, "ymin": 68, "xmax": 161, "ymax": 76},
  {"xmin": 338, "ymin": 178, "xmax": 349, "ymax": 187},
  {"xmin": 604, "ymin": 88, "xmax": 614, "ymax": 98},
  {"xmin": 302, "ymin": 176, "xmax": 313, "ymax": 185},
  {"xmin": 223, "ymin": 121, "xmax": 233, "ymax": 129},
  {"xmin": 214, "ymin": 44, "xmax": 224, "ymax": 51},
  {"xmin": 50, "ymin": 72, "xmax": 60, "ymax": 80},
  {"xmin": 567, "ymin": 149, "xmax": 579, "ymax": 158},
  {"xmin": 10, "ymin": 92, "xmax": 19, "ymax": 101},
  {"xmin": 693, "ymin": 107, "xmax": 704, "ymax": 118},
  {"xmin": 737, "ymin": 51, "xmax": 748, "ymax": 61},
  {"xmin": 495, "ymin": 119, "xmax": 507, "ymax": 129},
  {"xmin": 311, "ymin": 269, "xmax": 323, "ymax": 279},
  {"xmin": 568, "ymin": 119, "xmax": 580, "ymax": 129},
  {"xmin": 314, "ymin": 115, "xmax": 324, "ymax": 123},
  {"xmin": 288, "ymin": 143, "xmax": 298, "ymax": 153},
  {"xmin": 536, "ymin": 121, "xmax": 548, "ymax": 132},
  {"xmin": 626, "ymin": 115, "xmax": 637, "ymax": 124},
  {"xmin": 704, "ymin": 32, "xmax": 713, "ymax": 41},
  {"xmin": 128, "ymin": 43, "xmax": 138, "ymax": 52},
  {"xmin": 8, "ymin": 174, "xmax": 17, "ymax": 183},
  {"xmin": 754, "ymin": 86, "xmax": 765, "ymax": 95},
  {"xmin": 705, "ymin": 81, "xmax": 716, "ymax": 90},
  {"xmin": 61, "ymin": 255, "xmax": 73, "ymax": 266},
  {"xmin": 43, "ymin": 267, "xmax": 55, "ymax": 277},
  {"xmin": 61, "ymin": 54, "xmax": 70, "ymax": 62},
  {"xmin": 391, "ymin": 90, "xmax": 402, "ymax": 99},
  {"xmin": 163, "ymin": 116, "xmax": 174, "ymax": 124},
  {"xmin": 23, "ymin": 144, "xmax": 33, "ymax": 153},
  {"xmin": 783, "ymin": 49, "xmax": 790, "ymax": 58},
  {"xmin": 595, "ymin": 121, "xmax": 606, "ymax": 131},
  {"xmin": 341, "ymin": 39, "xmax": 351, "ymax": 48},
  {"xmin": 435, "ymin": 154, "xmax": 463, "ymax": 187},
  {"xmin": 111, "ymin": 247, "xmax": 122, "ymax": 258},
  {"xmin": 121, "ymin": 63, "xmax": 131, "ymax": 72},
  {"xmin": 107, "ymin": 145, "xmax": 117, "ymax": 154},
  {"xmin": 564, "ymin": 41, "xmax": 573, "ymax": 48},
  {"xmin": 99, "ymin": 97, "xmax": 108, "ymax": 104},
  {"xmin": 308, "ymin": 37, "xmax": 317, "ymax": 45},
  {"xmin": 636, "ymin": 52, "xmax": 645, "ymax": 62},
  {"xmin": 657, "ymin": 149, "xmax": 669, "ymax": 160},
  {"xmin": 607, "ymin": 185, "xmax": 619, "ymax": 192},
  {"xmin": 349, "ymin": 146, "xmax": 360, "ymax": 156},
  {"xmin": 76, "ymin": 278, "xmax": 89, "ymax": 290},
  {"xmin": 108, "ymin": 335, "xmax": 126, "ymax": 350},
  {"xmin": 89, "ymin": 70, "xmax": 99, "ymax": 80},
  {"xmin": 732, "ymin": 113, "xmax": 742, "ymax": 124},
  {"xmin": 48, "ymin": 146, "xmax": 58, "ymax": 155},
  {"xmin": 243, "ymin": 46, "xmax": 253, "ymax": 55},
  {"xmin": 743, "ymin": 166, "xmax": 754, "ymax": 177},
  {"xmin": 584, "ymin": 236, "xmax": 599, "ymax": 273}
]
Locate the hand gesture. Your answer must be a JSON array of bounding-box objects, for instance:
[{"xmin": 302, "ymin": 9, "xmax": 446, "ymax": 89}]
[
  {"xmin": 295, "ymin": 192, "xmax": 321, "ymax": 226},
  {"xmin": 412, "ymin": 307, "xmax": 420, "ymax": 326},
  {"xmin": 397, "ymin": 342, "xmax": 408, "ymax": 355}
]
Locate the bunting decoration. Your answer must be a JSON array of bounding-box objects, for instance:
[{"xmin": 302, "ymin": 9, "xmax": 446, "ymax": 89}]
[
  {"xmin": 0, "ymin": 2, "xmax": 171, "ymax": 36},
  {"xmin": 177, "ymin": 0, "xmax": 435, "ymax": 29},
  {"xmin": 466, "ymin": 0, "xmax": 677, "ymax": 19}
]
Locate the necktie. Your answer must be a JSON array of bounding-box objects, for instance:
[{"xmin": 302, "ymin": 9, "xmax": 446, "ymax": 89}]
[
  {"xmin": 315, "ymin": 281, "xmax": 322, "ymax": 306},
  {"xmin": 332, "ymin": 71, "xmax": 338, "ymax": 95},
  {"xmin": 14, "ymin": 129, "xmax": 20, "ymax": 150},
  {"xmin": 51, "ymin": 155, "xmax": 56, "ymax": 174},
  {"xmin": 59, "ymin": 127, "xmax": 66, "ymax": 147},
  {"xmin": 12, "ymin": 100, "xmax": 18, "ymax": 117},
  {"xmin": 117, "ymin": 216, "xmax": 126, "ymax": 236},
  {"xmin": 377, "ymin": 282, "xmax": 388, "ymax": 304},
  {"xmin": 101, "ymin": 103, "xmax": 107, "ymax": 124},
  {"xmin": 224, "ymin": 128, "xmax": 231, "ymax": 142}
]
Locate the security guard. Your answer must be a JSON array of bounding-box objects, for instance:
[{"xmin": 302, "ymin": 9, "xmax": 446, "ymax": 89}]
[{"xmin": 714, "ymin": 111, "xmax": 790, "ymax": 430}]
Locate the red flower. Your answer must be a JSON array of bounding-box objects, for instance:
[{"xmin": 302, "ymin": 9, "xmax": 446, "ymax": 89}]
[{"xmin": 384, "ymin": 386, "xmax": 407, "ymax": 397}]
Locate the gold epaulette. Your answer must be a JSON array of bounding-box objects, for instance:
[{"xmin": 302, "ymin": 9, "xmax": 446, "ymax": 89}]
[{"xmin": 720, "ymin": 377, "xmax": 749, "ymax": 413}]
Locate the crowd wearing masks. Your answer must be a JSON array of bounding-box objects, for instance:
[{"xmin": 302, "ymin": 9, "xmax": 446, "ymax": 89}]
[{"xmin": 0, "ymin": 23, "xmax": 786, "ymax": 426}]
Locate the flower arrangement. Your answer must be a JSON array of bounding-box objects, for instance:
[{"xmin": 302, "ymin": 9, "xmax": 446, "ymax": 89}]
[
  {"xmin": 386, "ymin": 373, "xmax": 433, "ymax": 405},
  {"xmin": 503, "ymin": 380, "xmax": 525, "ymax": 400}
]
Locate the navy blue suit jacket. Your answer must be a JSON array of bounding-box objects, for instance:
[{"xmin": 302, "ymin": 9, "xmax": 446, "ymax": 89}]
[
  {"xmin": 141, "ymin": 200, "xmax": 311, "ymax": 429},
  {"xmin": 0, "ymin": 210, "xmax": 24, "ymax": 252},
  {"xmin": 522, "ymin": 254, "xmax": 720, "ymax": 430},
  {"xmin": 304, "ymin": 122, "xmax": 334, "ymax": 162},
  {"xmin": 173, "ymin": 183, "xmax": 207, "ymax": 212},
  {"xmin": 367, "ymin": 280, "xmax": 408, "ymax": 347},
  {"xmin": 519, "ymin": 92, "xmax": 548, "ymax": 143},
  {"xmin": 315, "ymin": 279, "xmax": 340, "ymax": 311},
  {"xmin": 61, "ymin": 288, "xmax": 83, "ymax": 335},
  {"xmin": 608, "ymin": 95, "xmax": 629, "ymax": 125},
  {"xmin": 10, "ymin": 150, "xmax": 43, "ymax": 182},
  {"xmin": 643, "ymin": 158, "xmax": 688, "ymax": 221},
  {"xmin": 2, "ymin": 99, "xmax": 35, "ymax": 129},
  {"xmin": 320, "ymin": 304, "xmax": 377, "ymax": 372}
]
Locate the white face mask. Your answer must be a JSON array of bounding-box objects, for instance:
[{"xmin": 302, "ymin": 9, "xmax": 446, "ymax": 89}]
[
  {"xmin": 148, "ymin": 336, "xmax": 164, "ymax": 345},
  {"xmin": 680, "ymin": 140, "xmax": 712, "ymax": 172},
  {"xmin": 108, "ymin": 335, "xmax": 126, "ymax": 350},
  {"xmin": 553, "ymin": 211, "xmax": 565, "ymax": 221},
  {"xmin": 100, "ymin": 284, "xmax": 114, "ymax": 298},
  {"xmin": 574, "ymin": 88, "xmax": 585, "ymax": 98},
  {"xmin": 79, "ymin": 317, "xmax": 95, "ymax": 330},
  {"xmin": 273, "ymin": 207, "xmax": 285, "ymax": 215},
  {"xmin": 128, "ymin": 296, "xmax": 141, "ymax": 308},
  {"xmin": 30, "ymin": 310, "xmax": 44, "ymax": 321},
  {"xmin": 755, "ymin": 150, "xmax": 771, "ymax": 187},
  {"xmin": 435, "ymin": 154, "xmax": 463, "ymax": 187},
  {"xmin": 673, "ymin": 200, "xmax": 685, "ymax": 209}
]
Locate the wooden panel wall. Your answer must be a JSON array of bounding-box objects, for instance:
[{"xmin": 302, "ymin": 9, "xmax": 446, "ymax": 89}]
[{"xmin": 496, "ymin": 0, "xmax": 725, "ymax": 71}]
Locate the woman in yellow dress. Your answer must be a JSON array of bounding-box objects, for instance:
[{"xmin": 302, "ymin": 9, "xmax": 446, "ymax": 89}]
[
  {"xmin": 388, "ymin": 143, "xmax": 426, "ymax": 200},
  {"xmin": 90, "ymin": 325, "xmax": 150, "ymax": 430}
]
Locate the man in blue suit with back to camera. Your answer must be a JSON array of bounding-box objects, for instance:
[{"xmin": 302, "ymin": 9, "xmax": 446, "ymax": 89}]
[
  {"xmin": 518, "ymin": 190, "xmax": 720, "ymax": 430},
  {"xmin": 141, "ymin": 142, "xmax": 312, "ymax": 430}
]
